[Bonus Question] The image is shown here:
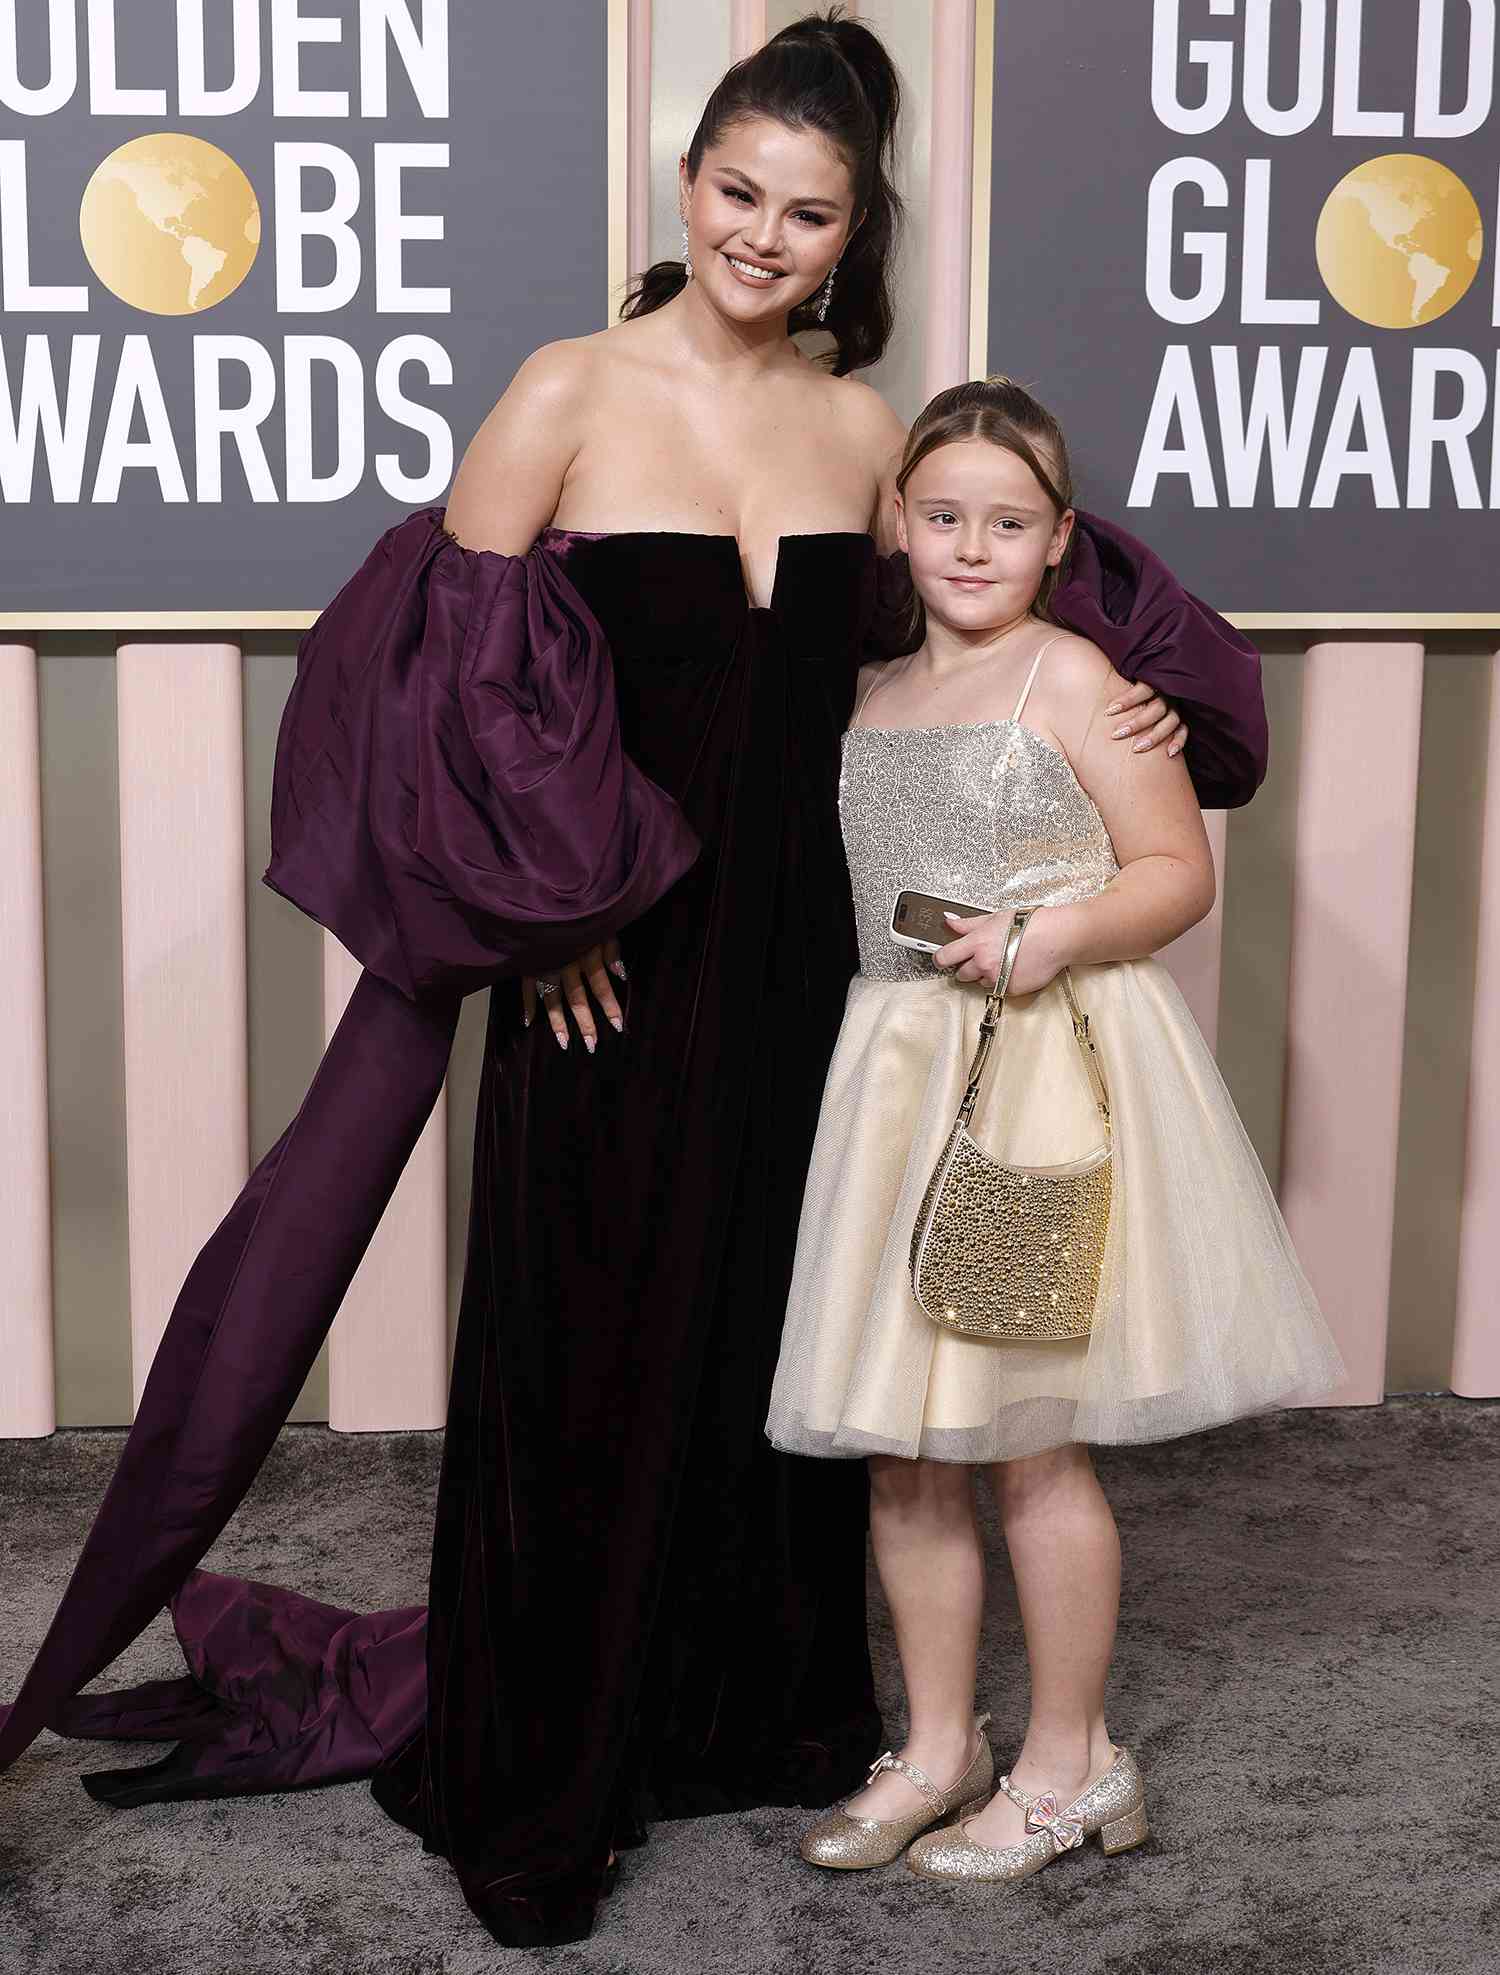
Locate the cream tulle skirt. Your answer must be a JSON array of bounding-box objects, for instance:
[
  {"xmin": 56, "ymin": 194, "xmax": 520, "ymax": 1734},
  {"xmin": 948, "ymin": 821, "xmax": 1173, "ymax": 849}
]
[{"xmin": 766, "ymin": 960, "xmax": 1345, "ymax": 1464}]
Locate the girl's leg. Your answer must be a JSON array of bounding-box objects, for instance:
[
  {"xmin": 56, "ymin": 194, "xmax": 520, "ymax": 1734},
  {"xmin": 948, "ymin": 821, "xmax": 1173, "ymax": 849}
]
[
  {"xmin": 963, "ymin": 1443, "xmax": 1120, "ymax": 1847},
  {"xmin": 844, "ymin": 1455, "xmax": 987, "ymax": 1818}
]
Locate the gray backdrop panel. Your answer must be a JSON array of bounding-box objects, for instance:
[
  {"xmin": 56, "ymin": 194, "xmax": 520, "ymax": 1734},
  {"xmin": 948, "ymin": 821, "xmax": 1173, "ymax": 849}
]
[
  {"xmin": 987, "ymin": 6, "xmax": 1494, "ymax": 613},
  {"xmin": 1, "ymin": 0, "xmax": 606, "ymax": 611}
]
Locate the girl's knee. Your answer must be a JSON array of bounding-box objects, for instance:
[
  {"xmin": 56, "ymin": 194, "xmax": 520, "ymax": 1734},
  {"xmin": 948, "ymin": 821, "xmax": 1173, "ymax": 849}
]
[
  {"xmin": 990, "ymin": 1443, "xmax": 1093, "ymax": 1521},
  {"xmin": 868, "ymin": 1455, "xmax": 972, "ymax": 1521}
]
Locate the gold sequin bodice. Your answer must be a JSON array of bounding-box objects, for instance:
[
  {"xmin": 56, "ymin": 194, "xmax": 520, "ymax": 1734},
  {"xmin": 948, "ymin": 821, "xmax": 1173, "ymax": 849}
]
[{"xmin": 839, "ymin": 719, "xmax": 1119, "ymax": 982}]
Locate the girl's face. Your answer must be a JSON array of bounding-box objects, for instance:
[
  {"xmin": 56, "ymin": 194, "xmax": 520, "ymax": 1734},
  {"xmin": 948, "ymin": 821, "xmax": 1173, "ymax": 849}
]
[
  {"xmin": 680, "ymin": 117, "xmax": 856, "ymax": 327},
  {"xmin": 897, "ymin": 438, "xmax": 1074, "ymax": 634}
]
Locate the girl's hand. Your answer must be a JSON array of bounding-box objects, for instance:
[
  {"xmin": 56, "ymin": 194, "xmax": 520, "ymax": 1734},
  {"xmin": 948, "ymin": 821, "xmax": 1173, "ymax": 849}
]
[
  {"xmin": 933, "ymin": 908, "xmax": 1065, "ymax": 997},
  {"xmin": 1105, "ymin": 679, "xmax": 1188, "ymax": 758},
  {"xmin": 523, "ymin": 938, "xmax": 627, "ymax": 1053}
]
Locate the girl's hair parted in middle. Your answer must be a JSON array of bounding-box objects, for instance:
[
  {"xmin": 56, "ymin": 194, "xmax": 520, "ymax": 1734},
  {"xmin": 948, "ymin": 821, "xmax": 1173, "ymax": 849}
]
[{"xmin": 897, "ymin": 376, "xmax": 1077, "ymax": 635}]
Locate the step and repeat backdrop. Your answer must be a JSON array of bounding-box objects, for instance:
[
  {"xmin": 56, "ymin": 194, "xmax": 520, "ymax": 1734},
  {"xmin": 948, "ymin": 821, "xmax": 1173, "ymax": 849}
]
[{"xmin": 1, "ymin": 0, "xmax": 1495, "ymax": 1432}]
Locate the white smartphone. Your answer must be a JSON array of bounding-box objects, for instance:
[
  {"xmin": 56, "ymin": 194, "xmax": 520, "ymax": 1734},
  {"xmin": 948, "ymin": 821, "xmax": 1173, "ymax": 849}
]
[{"xmin": 889, "ymin": 888, "xmax": 994, "ymax": 954}]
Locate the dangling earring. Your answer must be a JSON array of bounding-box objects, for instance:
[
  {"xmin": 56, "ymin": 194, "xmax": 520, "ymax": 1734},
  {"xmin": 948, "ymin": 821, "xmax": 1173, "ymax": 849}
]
[
  {"xmin": 815, "ymin": 260, "xmax": 839, "ymax": 323},
  {"xmin": 681, "ymin": 220, "xmax": 693, "ymax": 281}
]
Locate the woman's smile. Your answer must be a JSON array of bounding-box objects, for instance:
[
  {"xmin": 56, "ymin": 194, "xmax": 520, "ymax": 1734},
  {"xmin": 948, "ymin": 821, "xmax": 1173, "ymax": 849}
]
[{"xmin": 723, "ymin": 251, "xmax": 787, "ymax": 285}]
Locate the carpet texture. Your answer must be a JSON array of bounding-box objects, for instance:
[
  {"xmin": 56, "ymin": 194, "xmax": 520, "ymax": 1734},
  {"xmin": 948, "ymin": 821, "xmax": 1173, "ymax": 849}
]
[{"xmin": 1, "ymin": 1398, "xmax": 1495, "ymax": 1975}]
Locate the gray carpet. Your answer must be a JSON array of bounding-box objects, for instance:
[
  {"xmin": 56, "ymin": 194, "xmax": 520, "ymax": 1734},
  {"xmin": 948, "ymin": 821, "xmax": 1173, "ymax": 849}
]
[{"xmin": 1, "ymin": 1397, "xmax": 1496, "ymax": 1975}]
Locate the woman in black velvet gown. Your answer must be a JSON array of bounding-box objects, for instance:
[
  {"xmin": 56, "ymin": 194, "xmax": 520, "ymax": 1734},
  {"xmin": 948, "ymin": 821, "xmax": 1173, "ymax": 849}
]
[{"xmin": 0, "ymin": 14, "xmax": 1259, "ymax": 1953}]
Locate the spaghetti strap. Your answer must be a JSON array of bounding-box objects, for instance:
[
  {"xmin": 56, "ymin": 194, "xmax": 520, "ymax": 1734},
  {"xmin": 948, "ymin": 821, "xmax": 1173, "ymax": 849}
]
[
  {"xmin": 849, "ymin": 666, "xmax": 886, "ymax": 731},
  {"xmin": 1011, "ymin": 636, "xmax": 1062, "ymax": 724}
]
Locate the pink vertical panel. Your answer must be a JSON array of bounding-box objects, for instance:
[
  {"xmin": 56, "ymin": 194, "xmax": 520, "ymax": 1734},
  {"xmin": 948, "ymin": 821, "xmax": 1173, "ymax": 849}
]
[
  {"xmin": 0, "ymin": 644, "xmax": 56, "ymax": 1436},
  {"xmin": 1279, "ymin": 643, "xmax": 1424, "ymax": 1407},
  {"xmin": 924, "ymin": 0, "xmax": 975, "ymax": 400},
  {"xmin": 1159, "ymin": 808, "xmax": 1227, "ymax": 1052},
  {"xmin": 1453, "ymin": 648, "xmax": 1500, "ymax": 1398},
  {"xmin": 324, "ymin": 935, "xmax": 448, "ymax": 1432},
  {"xmin": 628, "ymin": 0, "xmax": 654, "ymax": 276},
  {"xmin": 116, "ymin": 642, "xmax": 249, "ymax": 1411},
  {"xmin": 729, "ymin": 0, "xmax": 766, "ymax": 60}
]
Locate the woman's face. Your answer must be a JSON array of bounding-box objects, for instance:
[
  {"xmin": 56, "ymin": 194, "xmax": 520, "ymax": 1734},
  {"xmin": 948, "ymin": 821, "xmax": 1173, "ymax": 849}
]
[
  {"xmin": 680, "ymin": 117, "xmax": 856, "ymax": 326},
  {"xmin": 897, "ymin": 438, "xmax": 1074, "ymax": 633}
]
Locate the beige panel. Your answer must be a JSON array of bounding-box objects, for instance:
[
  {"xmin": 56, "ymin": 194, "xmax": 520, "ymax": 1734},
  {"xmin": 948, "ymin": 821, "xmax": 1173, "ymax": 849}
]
[
  {"xmin": 1158, "ymin": 808, "xmax": 1226, "ymax": 1053},
  {"xmin": 117, "ymin": 642, "xmax": 250, "ymax": 1410},
  {"xmin": 1216, "ymin": 646, "xmax": 1304, "ymax": 1190},
  {"xmin": 732, "ymin": 0, "xmax": 766, "ymax": 56},
  {"xmin": 0, "ymin": 646, "xmax": 56, "ymax": 1435},
  {"xmin": 242, "ymin": 638, "xmax": 328, "ymax": 1421},
  {"xmin": 968, "ymin": 0, "xmax": 993, "ymax": 381},
  {"xmin": 608, "ymin": 0, "xmax": 631, "ymax": 312},
  {"xmin": 923, "ymin": 0, "xmax": 974, "ymax": 400},
  {"xmin": 1385, "ymin": 647, "xmax": 1489, "ymax": 1392},
  {"xmin": 649, "ymin": 0, "xmax": 732, "ymax": 266},
  {"xmin": 630, "ymin": 4, "xmax": 653, "ymax": 276},
  {"xmin": 324, "ymin": 936, "xmax": 448, "ymax": 1432},
  {"xmin": 38, "ymin": 641, "xmax": 133, "ymax": 1428},
  {"xmin": 1447, "ymin": 649, "xmax": 1500, "ymax": 1399},
  {"xmin": 845, "ymin": 0, "xmax": 932, "ymax": 425},
  {"xmin": 1280, "ymin": 642, "xmax": 1424, "ymax": 1408}
]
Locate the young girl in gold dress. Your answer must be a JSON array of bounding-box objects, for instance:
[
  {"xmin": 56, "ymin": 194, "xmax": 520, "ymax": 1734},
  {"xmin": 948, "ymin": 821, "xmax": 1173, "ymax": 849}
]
[{"xmin": 765, "ymin": 377, "xmax": 1344, "ymax": 1885}]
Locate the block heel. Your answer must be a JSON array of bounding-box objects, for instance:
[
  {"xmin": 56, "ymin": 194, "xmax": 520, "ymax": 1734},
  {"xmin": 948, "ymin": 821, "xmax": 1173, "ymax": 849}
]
[
  {"xmin": 908, "ymin": 1746, "xmax": 1149, "ymax": 1884},
  {"xmin": 1100, "ymin": 1799, "xmax": 1150, "ymax": 1855}
]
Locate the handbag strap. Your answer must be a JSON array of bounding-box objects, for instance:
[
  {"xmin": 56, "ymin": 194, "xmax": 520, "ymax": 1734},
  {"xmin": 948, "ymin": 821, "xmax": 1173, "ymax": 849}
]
[{"xmin": 953, "ymin": 908, "xmax": 1112, "ymax": 1138}]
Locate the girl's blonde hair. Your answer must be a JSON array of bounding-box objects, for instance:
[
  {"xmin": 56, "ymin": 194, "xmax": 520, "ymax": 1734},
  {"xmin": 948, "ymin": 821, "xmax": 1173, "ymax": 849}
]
[{"xmin": 896, "ymin": 376, "xmax": 1075, "ymax": 638}]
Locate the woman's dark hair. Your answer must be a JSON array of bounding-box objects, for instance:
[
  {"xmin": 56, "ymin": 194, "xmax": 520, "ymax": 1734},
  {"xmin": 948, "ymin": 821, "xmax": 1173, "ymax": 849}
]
[
  {"xmin": 621, "ymin": 9, "xmax": 902, "ymax": 376},
  {"xmin": 896, "ymin": 376, "xmax": 1077, "ymax": 639}
]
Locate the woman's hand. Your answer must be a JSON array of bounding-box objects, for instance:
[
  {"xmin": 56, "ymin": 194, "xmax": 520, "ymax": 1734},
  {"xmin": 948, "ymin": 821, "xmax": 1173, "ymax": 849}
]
[
  {"xmin": 1105, "ymin": 679, "xmax": 1187, "ymax": 758},
  {"xmin": 933, "ymin": 908, "xmax": 1067, "ymax": 998},
  {"xmin": 523, "ymin": 938, "xmax": 627, "ymax": 1053}
]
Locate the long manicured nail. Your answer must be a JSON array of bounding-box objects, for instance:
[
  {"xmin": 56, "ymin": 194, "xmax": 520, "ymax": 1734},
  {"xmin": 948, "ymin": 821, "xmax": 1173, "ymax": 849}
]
[
  {"xmin": 1112, "ymin": 723, "xmax": 1132, "ymax": 739},
  {"xmin": 1133, "ymin": 737, "xmax": 1151, "ymax": 751},
  {"xmin": 610, "ymin": 1016, "xmax": 624, "ymax": 1034},
  {"xmin": 1105, "ymin": 700, "xmax": 1122, "ymax": 715},
  {"xmin": 522, "ymin": 1009, "xmax": 532, "ymax": 1028},
  {"xmin": 584, "ymin": 1034, "xmax": 597, "ymax": 1055},
  {"xmin": 609, "ymin": 959, "xmax": 628, "ymax": 980},
  {"xmin": 554, "ymin": 1029, "xmax": 568, "ymax": 1051}
]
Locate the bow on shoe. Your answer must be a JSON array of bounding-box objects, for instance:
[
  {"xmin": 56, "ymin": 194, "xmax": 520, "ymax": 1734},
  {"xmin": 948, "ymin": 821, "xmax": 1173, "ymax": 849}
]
[{"xmin": 1024, "ymin": 1792, "xmax": 1086, "ymax": 1854}]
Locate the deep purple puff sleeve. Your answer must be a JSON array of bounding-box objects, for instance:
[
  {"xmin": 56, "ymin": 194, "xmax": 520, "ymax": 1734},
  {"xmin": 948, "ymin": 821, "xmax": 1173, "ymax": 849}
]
[
  {"xmin": 264, "ymin": 506, "xmax": 699, "ymax": 994},
  {"xmin": 1052, "ymin": 511, "xmax": 1267, "ymax": 810},
  {"xmin": 870, "ymin": 513, "xmax": 1267, "ymax": 811}
]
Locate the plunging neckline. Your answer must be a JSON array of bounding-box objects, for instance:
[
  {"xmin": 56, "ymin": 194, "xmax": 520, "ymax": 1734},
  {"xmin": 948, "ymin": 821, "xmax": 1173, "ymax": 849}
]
[{"xmin": 537, "ymin": 524, "xmax": 872, "ymax": 615}]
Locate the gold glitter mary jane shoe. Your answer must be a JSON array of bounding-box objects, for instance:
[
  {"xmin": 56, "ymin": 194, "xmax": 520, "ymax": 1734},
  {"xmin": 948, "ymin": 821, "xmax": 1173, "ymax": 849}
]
[
  {"xmin": 799, "ymin": 1717, "xmax": 994, "ymax": 1871},
  {"xmin": 906, "ymin": 1745, "xmax": 1148, "ymax": 1885}
]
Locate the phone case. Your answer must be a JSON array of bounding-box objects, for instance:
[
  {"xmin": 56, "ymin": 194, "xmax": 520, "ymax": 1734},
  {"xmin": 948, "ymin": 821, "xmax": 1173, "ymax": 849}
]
[{"xmin": 889, "ymin": 889, "xmax": 993, "ymax": 954}]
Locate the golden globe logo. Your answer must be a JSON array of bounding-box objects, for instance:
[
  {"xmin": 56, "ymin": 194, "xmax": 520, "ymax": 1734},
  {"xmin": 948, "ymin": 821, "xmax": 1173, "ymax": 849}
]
[
  {"xmin": 80, "ymin": 135, "xmax": 261, "ymax": 317},
  {"xmin": 1317, "ymin": 154, "xmax": 1483, "ymax": 331},
  {"xmin": 1131, "ymin": 0, "xmax": 1498, "ymax": 514}
]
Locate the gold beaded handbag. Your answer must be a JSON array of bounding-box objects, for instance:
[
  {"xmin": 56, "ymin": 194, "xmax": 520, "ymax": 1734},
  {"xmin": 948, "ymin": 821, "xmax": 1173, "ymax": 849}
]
[{"xmin": 910, "ymin": 907, "xmax": 1113, "ymax": 1342}]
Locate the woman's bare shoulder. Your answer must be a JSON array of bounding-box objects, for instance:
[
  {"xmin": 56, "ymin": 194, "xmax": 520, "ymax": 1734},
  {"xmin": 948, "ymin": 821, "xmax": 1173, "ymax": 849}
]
[
  {"xmin": 821, "ymin": 371, "xmax": 907, "ymax": 466},
  {"xmin": 810, "ymin": 372, "xmax": 906, "ymax": 545},
  {"xmin": 444, "ymin": 336, "xmax": 606, "ymax": 549}
]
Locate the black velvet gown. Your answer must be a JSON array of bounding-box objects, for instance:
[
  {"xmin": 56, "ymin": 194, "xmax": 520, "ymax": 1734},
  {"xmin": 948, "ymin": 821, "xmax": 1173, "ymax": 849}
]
[{"xmin": 370, "ymin": 527, "xmax": 892, "ymax": 1943}]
